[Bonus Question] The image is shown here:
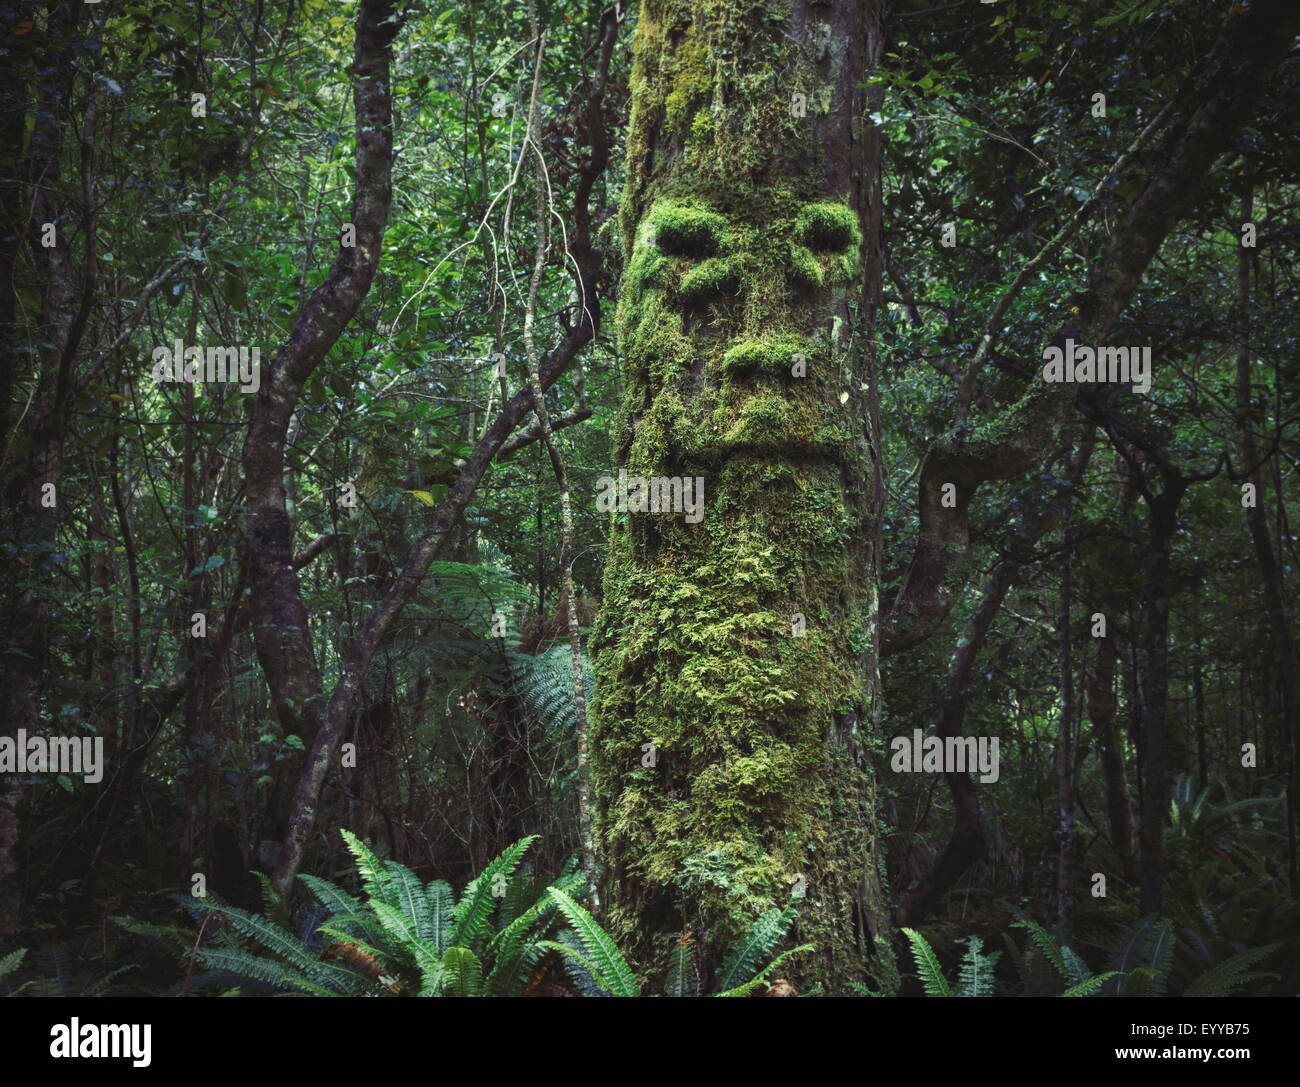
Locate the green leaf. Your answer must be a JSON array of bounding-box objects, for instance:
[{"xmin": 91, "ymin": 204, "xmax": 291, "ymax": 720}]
[
  {"xmin": 545, "ymin": 886, "xmax": 639, "ymax": 997},
  {"xmin": 902, "ymin": 927, "xmax": 953, "ymax": 997}
]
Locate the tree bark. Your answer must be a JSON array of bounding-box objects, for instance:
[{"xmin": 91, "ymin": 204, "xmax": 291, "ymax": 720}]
[{"xmin": 591, "ymin": 0, "xmax": 888, "ymax": 990}]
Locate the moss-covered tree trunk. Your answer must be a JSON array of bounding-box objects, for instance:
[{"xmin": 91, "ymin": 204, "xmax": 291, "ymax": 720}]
[{"xmin": 590, "ymin": 0, "xmax": 887, "ymax": 991}]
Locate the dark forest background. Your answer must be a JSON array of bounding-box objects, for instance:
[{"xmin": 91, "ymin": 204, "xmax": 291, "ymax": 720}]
[{"xmin": 1, "ymin": 0, "xmax": 1297, "ymax": 998}]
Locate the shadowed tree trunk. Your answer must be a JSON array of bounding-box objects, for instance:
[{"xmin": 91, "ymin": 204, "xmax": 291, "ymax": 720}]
[{"xmin": 590, "ymin": 0, "xmax": 888, "ymax": 990}]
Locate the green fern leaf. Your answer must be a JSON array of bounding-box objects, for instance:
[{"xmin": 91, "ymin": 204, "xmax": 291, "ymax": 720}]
[
  {"xmin": 957, "ymin": 935, "xmax": 1000, "ymax": 996},
  {"xmin": 385, "ymin": 860, "xmax": 434, "ymax": 940},
  {"xmin": 1183, "ymin": 943, "xmax": 1281, "ymax": 997},
  {"xmin": 714, "ymin": 905, "xmax": 797, "ymax": 992},
  {"xmin": 717, "ymin": 944, "xmax": 813, "ymax": 997},
  {"xmin": 0, "ymin": 948, "xmax": 26, "ymax": 983},
  {"xmin": 441, "ymin": 947, "xmax": 483, "ymax": 997},
  {"xmin": 427, "ymin": 880, "xmax": 455, "ymax": 954},
  {"xmin": 545, "ymin": 886, "xmax": 639, "ymax": 997},
  {"xmin": 902, "ymin": 927, "xmax": 953, "ymax": 997},
  {"xmin": 664, "ymin": 934, "xmax": 697, "ymax": 997},
  {"xmin": 1062, "ymin": 971, "xmax": 1121, "ymax": 997},
  {"xmin": 450, "ymin": 836, "xmax": 537, "ymax": 949},
  {"xmin": 340, "ymin": 828, "xmax": 398, "ymax": 910},
  {"xmin": 1011, "ymin": 918, "xmax": 1069, "ymax": 980},
  {"xmin": 298, "ymin": 874, "xmax": 363, "ymax": 931}
]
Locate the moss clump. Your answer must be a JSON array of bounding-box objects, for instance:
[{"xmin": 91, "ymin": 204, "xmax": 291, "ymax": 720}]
[
  {"xmin": 720, "ymin": 333, "xmax": 807, "ymax": 380},
  {"xmin": 789, "ymin": 244, "xmax": 824, "ymax": 291},
  {"xmin": 653, "ymin": 201, "xmax": 728, "ymax": 257},
  {"xmin": 796, "ymin": 201, "xmax": 860, "ymax": 251},
  {"xmin": 679, "ymin": 256, "xmax": 741, "ymax": 304}
]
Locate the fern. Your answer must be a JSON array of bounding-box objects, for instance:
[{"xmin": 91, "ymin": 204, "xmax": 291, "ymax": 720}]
[
  {"xmin": 714, "ymin": 905, "xmax": 797, "ymax": 992},
  {"xmin": 339, "ymin": 828, "xmax": 398, "ymax": 912},
  {"xmin": 441, "ymin": 947, "xmax": 483, "ymax": 997},
  {"xmin": 956, "ymin": 935, "xmax": 1000, "ymax": 997},
  {"xmin": 902, "ymin": 928, "xmax": 953, "ymax": 997},
  {"xmin": 1182, "ymin": 943, "xmax": 1281, "ymax": 997},
  {"xmin": 385, "ymin": 859, "xmax": 435, "ymax": 941},
  {"xmin": 449, "ymin": 836, "xmax": 537, "ymax": 950},
  {"xmin": 664, "ymin": 934, "xmax": 697, "ymax": 998},
  {"xmin": 543, "ymin": 886, "xmax": 640, "ymax": 997},
  {"xmin": 717, "ymin": 943, "xmax": 814, "ymax": 997},
  {"xmin": 1111, "ymin": 918, "xmax": 1176, "ymax": 996},
  {"xmin": 1011, "ymin": 917, "xmax": 1069, "ymax": 980},
  {"xmin": 0, "ymin": 948, "xmax": 26, "ymax": 984},
  {"xmin": 1061, "ymin": 972, "xmax": 1122, "ymax": 997},
  {"xmin": 426, "ymin": 880, "xmax": 455, "ymax": 954}
]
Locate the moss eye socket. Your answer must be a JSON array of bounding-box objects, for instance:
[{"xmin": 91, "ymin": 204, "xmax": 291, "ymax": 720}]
[
  {"xmin": 650, "ymin": 203, "xmax": 727, "ymax": 258},
  {"xmin": 795, "ymin": 202, "xmax": 859, "ymax": 253}
]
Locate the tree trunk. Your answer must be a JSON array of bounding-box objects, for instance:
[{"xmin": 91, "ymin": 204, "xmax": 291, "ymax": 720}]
[{"xmin": 590, "ymin": 0, "xmax": 888, "ymax": 990}]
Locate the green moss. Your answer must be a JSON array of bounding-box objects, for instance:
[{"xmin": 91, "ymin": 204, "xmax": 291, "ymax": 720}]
[
  {"xmin": 679, "ymin": 256, "xmax": 740, "ymax": 303},
  {"xmin": 719, "ymin": 333, "xmax": 805, "ymax": 380},
  {"xmin": 796, "ymin": 201, "xmax": 860, "ymax": 251},
  {"xmin": 652, "ymin": 201, "xmax": 728, "ymax": 257},
  {"xmin": 789, "ymin": 244, "xmax": 824, "ymax": 290}
]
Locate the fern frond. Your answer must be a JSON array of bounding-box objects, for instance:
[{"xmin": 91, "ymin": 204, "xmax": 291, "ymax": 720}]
[
  {"xmin": 902, "ymin": 928, "xmax": 953, "ymax": 997},
  {"xmin": 1062, "ymin": 971, "xmax": 1121, "ymax": 997},
  {"xmin": 385, "ymin": 860, "xmax": 434, "ymax": 941},
  {"xmin": 0, "ymin": 948, "xmax": 25, "ymax": 983},
  {"xmin": 1011, "ymin": 918, "xmax": 1069, "ymax": 980},
  {"xmin": 1060, "ymin": 945, "xmax": 1091, "ymax": 986},
  {"xmin": 714, "ymin": 905, "xmax": 797, "ymax": 992},
  {"xmin": 427, "ymin": 880, "xmax": 455, "ymax": 954},
  {"xmin": 664, "ymin": 934, "xmax": 696, "ymax": 997},
  {"xmin": 298, "ymin": 874, "xmax": 363, "ymax": 934},
  {"xmin": 716, "ymin": 944, "xmax": 813, "ymax": 997},
  {"xmin": 957, "ymin": 935, "xmax": 1000, "ymax": 996},
  {"xmin": 180, "ymin": 896, "xmax": 321, "ymax": 977},
  {"xmin": 253, "ymin": 871, "xmax": 292, "ymax": 931},
  {"xmin": 340, "ymin": 828, "xmax": 397, "ymax": 910},
  {"xmin": 80, "ymin": 965, "xmax": 139, "ymax": 997},
  {"xmin": 1145, "ymin": 919, "xmax": 1175, "ymax": 997},
  {"xmin": 537, "ymin": 938, "xmax": 615, "ymax": 997},
  {"xmin": 441, "ymin": 947, "xmax": 483, "ymax": 997},
  {"xmin": 450, "ymin": 836, "xmax": 537, "ymax": 949},
  {"xmin": 545, "ymin": 886, "xmax": 639, "ymax": 997},
  {"xmin": 1183, "ymin": 943, "xmax": 1281, "ymax": 997},
  {"xmin": 194, "ymin": 947, "xmax": 324, "ymax": 995}
]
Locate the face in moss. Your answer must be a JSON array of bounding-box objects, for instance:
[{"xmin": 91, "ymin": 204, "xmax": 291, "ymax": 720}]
[{"xmin": 619, "ymin": 195, "xmax": 861, "ymax": 474}]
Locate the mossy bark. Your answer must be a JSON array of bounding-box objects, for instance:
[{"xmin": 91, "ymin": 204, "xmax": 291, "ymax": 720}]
[{"xmin": 590, "ymin": 0, "xmax": 887, "ymax": 992}]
